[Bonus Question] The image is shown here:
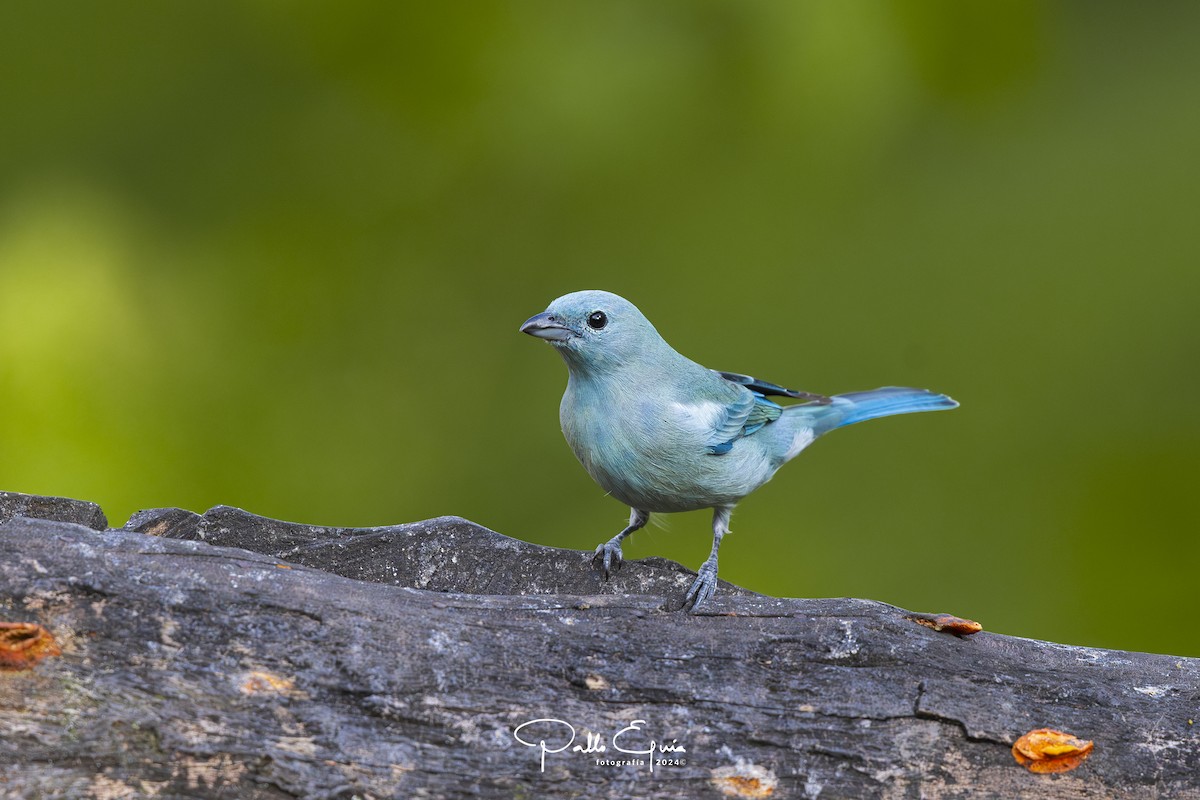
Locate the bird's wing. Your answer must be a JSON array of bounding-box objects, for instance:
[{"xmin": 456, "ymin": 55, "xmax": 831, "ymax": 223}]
[
  {"xmin": 714, "ymin": 370, "xmax": 832, "ymax": 405},
  {"xmin": 704, "ymin": 388, "xmax": 784, "ymax": 455}
]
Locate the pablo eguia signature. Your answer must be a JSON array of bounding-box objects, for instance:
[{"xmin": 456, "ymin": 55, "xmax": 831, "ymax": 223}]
[{"xmin": 513, "ymin": 718, "xmax": 687, "ymax": 773}]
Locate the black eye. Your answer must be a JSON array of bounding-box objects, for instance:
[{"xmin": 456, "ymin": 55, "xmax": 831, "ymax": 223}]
[{"xmin": 587, "ymin": 311, "xmax": 608, "ymax": 329}]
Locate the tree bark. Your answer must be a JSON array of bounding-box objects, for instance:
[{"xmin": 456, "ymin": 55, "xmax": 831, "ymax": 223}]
[{"xmin": 0, "ymin": 492, "xmax": 1196, "ymax": 799}]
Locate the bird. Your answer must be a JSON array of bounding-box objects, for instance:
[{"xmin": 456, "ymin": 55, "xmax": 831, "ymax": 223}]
[{"xmin": 520, "ymin": 290, "xmax": 957, "ymax": 611}]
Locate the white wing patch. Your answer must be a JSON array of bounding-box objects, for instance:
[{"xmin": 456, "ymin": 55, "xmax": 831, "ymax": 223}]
[
  {"xmin": 669, "ymin": 400, "xmax": 726, "ymax": 434},
  {"xmin": 785, "ymin": 427, "xmax": 816, "ymax": 461}
]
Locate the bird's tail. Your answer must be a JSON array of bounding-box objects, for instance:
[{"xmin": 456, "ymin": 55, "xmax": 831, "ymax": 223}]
[
  {"xmin": 831, "ymin": 387, "xmax": 959, "ymax": 427},
  {"xmin": 787, "ymin": 387, "xmax": 958, "ymax": 436}
]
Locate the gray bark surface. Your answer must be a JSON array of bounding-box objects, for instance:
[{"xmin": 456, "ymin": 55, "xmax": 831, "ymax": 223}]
[{"xmin": 0, "ymin": 492, "xmax": 1196, "ymax": 799}]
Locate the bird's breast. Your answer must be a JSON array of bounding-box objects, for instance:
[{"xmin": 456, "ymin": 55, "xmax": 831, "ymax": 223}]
[{"xmin": 559, "ymin": 384, "xmax": 775, "ymax": 512}]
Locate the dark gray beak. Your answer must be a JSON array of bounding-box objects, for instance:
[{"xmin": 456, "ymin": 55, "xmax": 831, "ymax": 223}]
[{"xmin": 520, "ymin": 311, "xmax": 577, "ymax": 342}]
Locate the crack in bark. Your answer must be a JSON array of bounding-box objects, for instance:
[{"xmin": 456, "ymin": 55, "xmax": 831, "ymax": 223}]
[{"xmin": 912, "ymin": 680, "xmax": 1010, "ymax": 746}]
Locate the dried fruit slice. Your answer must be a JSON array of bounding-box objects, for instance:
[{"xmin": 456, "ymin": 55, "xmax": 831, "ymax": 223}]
[
  {"xmin": 1012, "ymin": 728, "xmax": 1094, "ymax": 774},
  {"xmin": 0, "ymin": 622, "xmax": 61, "ymax": 670},
  {"xmin": 907, "ymin": 612, "xmax": 983, "ymax": 636}
]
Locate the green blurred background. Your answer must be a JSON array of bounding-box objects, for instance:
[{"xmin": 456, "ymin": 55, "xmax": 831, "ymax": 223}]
[{"xmin": 1, "ymin": 2, "xmax": 1196, "ymax": 656}]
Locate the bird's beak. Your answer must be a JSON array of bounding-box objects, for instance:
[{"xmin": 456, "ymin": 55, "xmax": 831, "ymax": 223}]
[{"xmin": 519, "ymin": 311, "xmax": 577, "ymax": 342}]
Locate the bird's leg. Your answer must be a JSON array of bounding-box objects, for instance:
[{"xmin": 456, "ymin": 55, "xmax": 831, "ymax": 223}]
[
  {"xmin": 684, "ymin": 506, "xmax": 732, "ymax": 611},
  {"xmin": 593, "ymin": 508, "xmax": 649, "ymax": 580}
]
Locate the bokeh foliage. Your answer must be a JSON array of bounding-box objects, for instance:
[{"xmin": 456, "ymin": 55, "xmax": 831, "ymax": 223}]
[{"xmin": 1, "ymin": 2, "xmax": 1196, "ymax": 656}]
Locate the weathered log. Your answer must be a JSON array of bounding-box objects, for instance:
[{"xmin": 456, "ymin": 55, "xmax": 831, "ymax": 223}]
[
  {"xmin": 0, "ymin": 491, "xmax": 1196, "ymax": 799},
  {"xmin": 0, "ymin": 489, "xmax": 107, "ymax": 531}
]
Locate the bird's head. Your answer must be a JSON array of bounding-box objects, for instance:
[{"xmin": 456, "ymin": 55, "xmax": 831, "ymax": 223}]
[{"xmin": 520, "ymin": 290, "xmax": 665, "ymax": 373}]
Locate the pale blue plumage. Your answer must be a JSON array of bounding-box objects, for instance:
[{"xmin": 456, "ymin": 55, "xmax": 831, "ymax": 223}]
[{"xmin": 521, "ymin": 290, "xmax": 957, "ymax": 611}]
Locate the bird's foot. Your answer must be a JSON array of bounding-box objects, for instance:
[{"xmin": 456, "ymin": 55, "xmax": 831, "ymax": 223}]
[
  {"xmin": 683, "ymin": 558, "xmax": 719, "ymax": 612},
  {"xmin": 592, "ymin": 539, "xmax": 624, "ymax": 581}
]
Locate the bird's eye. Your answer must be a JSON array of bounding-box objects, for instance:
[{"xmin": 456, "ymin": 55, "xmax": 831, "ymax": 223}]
[{"xmin": 587, "ymin": 311, "xmax": 608, "ymax": 329}]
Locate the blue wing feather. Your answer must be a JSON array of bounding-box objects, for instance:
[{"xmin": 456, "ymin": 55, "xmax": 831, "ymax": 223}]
[{"xmin": 705, "ymin": 389, "xmax": 783, "ymax": 454}]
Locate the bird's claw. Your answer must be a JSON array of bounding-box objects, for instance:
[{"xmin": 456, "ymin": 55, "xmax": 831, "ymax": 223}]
[
  {"xmin": 592, "ymin": 540, "xmax": 624, "ymax": 580},
  {"xmin": 683, "ymin": 559, "xmax": 719, "ymax": 612}
]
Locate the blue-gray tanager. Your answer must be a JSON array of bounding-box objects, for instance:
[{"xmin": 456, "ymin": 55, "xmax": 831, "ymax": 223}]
[{"xmin": 521, "ymin": 290, "xmax": 957, "ymax": 611}]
